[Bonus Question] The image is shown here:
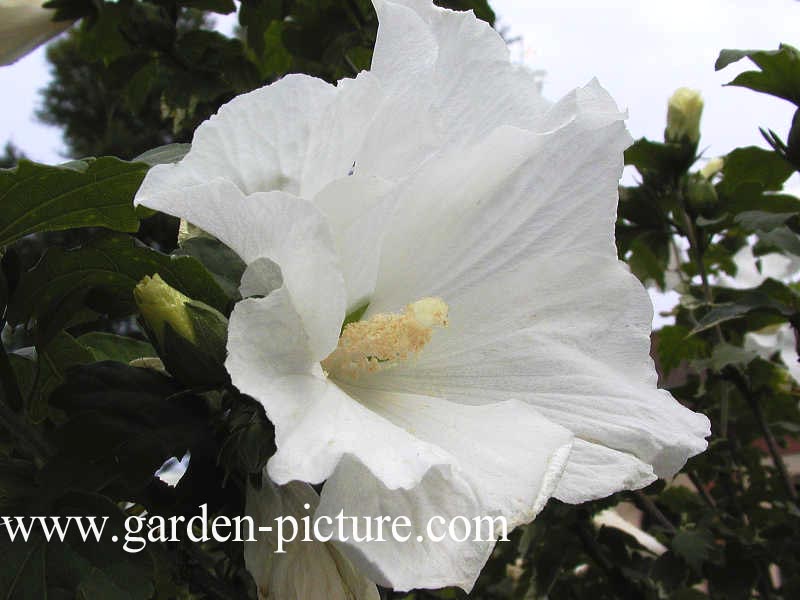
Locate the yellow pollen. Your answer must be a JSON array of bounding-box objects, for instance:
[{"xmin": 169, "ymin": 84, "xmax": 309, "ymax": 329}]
[{"xmin": 322, "ymin": 297, "xmax": 448, "ymax": 380}]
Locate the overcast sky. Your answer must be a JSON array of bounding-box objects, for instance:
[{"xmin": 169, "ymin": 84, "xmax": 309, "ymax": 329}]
[{"xmin": 495, "ymin": 0, "xmax": 798, "ymax": 161}]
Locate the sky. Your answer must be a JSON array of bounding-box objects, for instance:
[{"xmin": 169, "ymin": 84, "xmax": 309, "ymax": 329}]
[
  {"xmin": 1, "ymin": 0, "xmax": 798, "ymax": 323},
  {"xmin": 494, "ymin": 0, "xmax": 798, "ymax": 162}
]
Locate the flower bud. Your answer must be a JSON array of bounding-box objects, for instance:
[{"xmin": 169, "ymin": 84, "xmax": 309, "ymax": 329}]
[
  {"xmin": 686, "ymin": 173, "xmax": 718, "ymax": 212},
  {"xmin": 700, "ymin": 157, "xmax": 724, "ymax": 180},
  {"xmin": 665, "ymin": 87, "xmax": 703, "ymax": 145},
  {"xmin": 134, "ymin": 274, "xmax": 229, "ymax": 387},
  {"xmin": 134, "ymin": 274, "xmax": 195, "ymax": 347}
]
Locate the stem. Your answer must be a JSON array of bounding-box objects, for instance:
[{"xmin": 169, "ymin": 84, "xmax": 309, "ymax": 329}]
[
  {"xmin": 681, "ymin": 198, "xmax": 795, "ymax": 505},
  {"xmin": 677, "ymin": 196, "xmax": 755, "ymax": 525},
  {"xmin": 729, "ymin": 369, "xmax": 797, "ymax": 503},
  {"xmin": 633, "ymin": 490, "xmax": 677, "ymax": 534},
  {"xmin": 679, "ymin": 199, "xmax": 731, "ymax": 442},
  {"xmin": 687, "ymin": 470, "xmax": 716, "ymax": 509}
]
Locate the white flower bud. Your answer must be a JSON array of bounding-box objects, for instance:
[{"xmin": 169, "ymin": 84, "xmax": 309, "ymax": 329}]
[
  {"xmin": 700, "ymin": 157, "xmax": 724, "ymax": 180},
  {"xmin": 666, "ymin": 87, "xmax": 704, "ymax": 145}
]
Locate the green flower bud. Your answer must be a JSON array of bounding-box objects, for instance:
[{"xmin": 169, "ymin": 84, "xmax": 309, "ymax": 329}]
[
  {"xmin": 686, "ymin": 173, "xmax": 718, "ymax": 212},
  {"xmin": 666, "ymin": 87, "xmax": 703, "ymax": 145},
  {"xmin": 134, "ymin": 274, "xmax": 229, "ymax": 387},
  {"xmin": 134, "ymin": 274, "xmax": 195, "ymax": 346}
]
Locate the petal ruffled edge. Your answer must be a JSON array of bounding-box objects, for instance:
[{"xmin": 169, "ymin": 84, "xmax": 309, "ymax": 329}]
[{"xmin": 315, "ymin": 391, "xmax": 573, "ymax": 591}]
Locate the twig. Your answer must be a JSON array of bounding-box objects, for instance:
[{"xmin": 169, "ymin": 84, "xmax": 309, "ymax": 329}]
[
  {"xmin": 687, "ymin": 470, "xmax": 717, "ymax": 509},
  {"xmin": 727, "ymin": 368, "xmax": 797, "ymax": 503},
  {"xmin": 632, "ymin": 490, "xmax": 677, "ymax": 534}
]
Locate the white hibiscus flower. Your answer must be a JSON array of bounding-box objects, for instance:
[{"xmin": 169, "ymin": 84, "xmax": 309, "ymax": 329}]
[
  {"xmin": 134, "ymin": 0, "xmax": 710, "ymax": 591},
  {"xmin": 0, "ymin": 1, "xmax": 74, "ymax": 66},
  {"xmin": 245, "ymin": 477, "xmax": 378, "ymax": 600}
]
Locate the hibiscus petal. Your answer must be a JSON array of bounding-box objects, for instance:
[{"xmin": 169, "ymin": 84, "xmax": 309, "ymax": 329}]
[
  {"xmin": 312, "ymin": 175, "xmax": 397, "ymax": 310},
  {"xmin": 315, "ymin": 392, "xmax": 573, "ymax": 591},
  {"xmin": 245, "ymin": 478, "xmax": 379, "ymax": 600},
  {"xmin": 135, "ymin": 74, "xmax": 336, "ymax": 204},
  {"xmin": 373, "ymin": 0, "xmax": 509, "ymax": 73},
  {"xmin": 362, "ymin": 253, "xmax": 710, "ymax": 490},
  {"xmin": 137, "ymin": 179, "xmax": 346, "ymax": 361},
  {"xmin": 554, "ymin": 440, "xmax": 656, "ymax": 504},
  {"xmin": 302, "ymin": 0, "xmax": 551, "ymax": 194},
  {"xmin": 226, "ymin": 347, "xmax": 453, "ymax": 487},
  {"xmin": 227, "ymin": 290, "xmax": 317, "ymax": 377},
  {"xmin": 370, "ymin": 81, "xmax": 632, "ymax": 309}
]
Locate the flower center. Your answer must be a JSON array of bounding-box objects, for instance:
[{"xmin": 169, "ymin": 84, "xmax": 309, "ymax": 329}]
[{"xmin": 322, "ymin": 297, "xmax": 448, "ymax": 381}]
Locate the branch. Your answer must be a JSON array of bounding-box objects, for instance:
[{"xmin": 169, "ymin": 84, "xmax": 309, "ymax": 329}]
[
  {"xmin": 632, "ymin": 490, "xmax": 677, "ymax": 534},
  {"xmin": 728, "ymin": 368, "xmax": 798, "ymax": 504}
]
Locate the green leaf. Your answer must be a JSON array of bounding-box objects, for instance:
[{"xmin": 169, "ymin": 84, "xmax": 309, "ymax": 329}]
[
  {"xmin": 695, "ymin": 343, "xmax": 760, "ymax": 372},
  {"xmin": 624, "ymin": 138, "xmax": 694, "ymax": 174},
  {"xmin": 29, "ymin": 332, "xmax": 94, "ymax": 422},
  {"xmin": 0, "ymin": 158, "xmax": 146, "ymax": 247},
  {"xmin": 656, "ymin": 325, "xmax": 709, "ymax": 375},
  {"xmin": 8, "ymin": 352, "xmax": 36, "ymax": 408},
  {"xmin": 715, "ymin": 44, "xmax": 800, "ymax": 105},
  {"xmin": 173, "ymin": 236, "xmax": 245, "ymax": 301},
  {"xmin": 133, "ymin": 143, "xmax": 191, "ymax": 167},
  {"xmin": 0, "ymin": 491, "xmax": 155, "ymax": 600},
  {"xmin": 257, "ymin": 20, "xmax": 294, "ymax": 76},
  {"xmin": 8, "ymin": 234, "xmax": 230, "ymax": 343},
  {"xmin": 691, "ymin": 279, "xmax": 796, "ymax": 334},
  {"xmin": 49, "ymin": 361, "xmax": 210, "ymax": 494},
  {"xmin": 77, "ymin": 2, "xmax": 131, "ymax": 62},
  {"xmin": 178, "ymin": 0, "xmax": 235, "ymax": 13},
  {"xmin": 239, "ymin": 0, "xmax": 286, "ymax": 57},
  {"xmin": 754, "ymin": 225, "xmax": 800, "ymax": 256},
  {"xmin": 787, "ymin": 106, "xmax": 800, "ymax": 168},
  {"xmin": 626, "ymin": 232, "xmax": 670, "ymax": 289},
  {"xmin": 219, "ymin": 393, "xmax": 275, "ymax": 475},
  {"xmin": 720, "ymin": 147, "xmax": 795, "ymax": 199},
  {"xmin": 158, "ymin": 309, "xmax": 229, "ymax": 389},
  {"xmin": 735, "ymin": 210, "xmax": 796, "ymax": 232},
  {"xmin": 78, "ymin": 332, "xmax": 156, "ymax": 363},
  {"xmin": 671, "ymin": 528, "xmax": 714, "ymax": 571}
]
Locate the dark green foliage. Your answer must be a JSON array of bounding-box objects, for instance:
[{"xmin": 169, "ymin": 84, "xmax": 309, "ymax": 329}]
[
  {"xmin": 0, "ymin": 142, "xmax": 25, "ymax": 169},
  {"xmin": 716, "ymin": 44, "xmax": 800, "ymax": 106},
  {"xmin": 0, "ymin": 157, "xmax": 146, "ymax": 247},
  {"xmin": 8, "ymin": 233, "xmax": 230, "ymax": 346}
]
